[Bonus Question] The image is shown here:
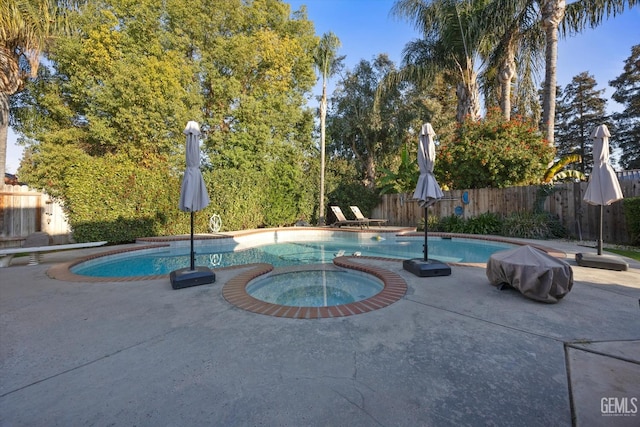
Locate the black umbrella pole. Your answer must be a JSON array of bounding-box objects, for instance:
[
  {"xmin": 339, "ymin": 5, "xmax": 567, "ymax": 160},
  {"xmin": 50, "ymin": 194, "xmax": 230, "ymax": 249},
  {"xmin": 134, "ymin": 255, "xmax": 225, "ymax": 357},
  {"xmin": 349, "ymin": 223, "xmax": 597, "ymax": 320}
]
[
  {"xmin": 424, "ymin": 206, "xmax": 428, "ymax": 261},
  {"xmin": 190, "ymin": 211, "xmax": 195, "ymax": 270},
  {"xmin": 598, "ymin": 205, "xmax": 603, "ymax": 256}
]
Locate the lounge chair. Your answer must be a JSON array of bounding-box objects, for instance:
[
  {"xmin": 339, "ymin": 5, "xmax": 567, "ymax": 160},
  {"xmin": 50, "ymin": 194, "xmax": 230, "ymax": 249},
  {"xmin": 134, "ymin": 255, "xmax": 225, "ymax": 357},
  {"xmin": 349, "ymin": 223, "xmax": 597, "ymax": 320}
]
[
  {"xmin": 350, "ymin": 206, "xmax": 388, "ymax": 227},
  {"xmin": 330, "ymin": 206, "xmax": 366, "ymax": 228}
]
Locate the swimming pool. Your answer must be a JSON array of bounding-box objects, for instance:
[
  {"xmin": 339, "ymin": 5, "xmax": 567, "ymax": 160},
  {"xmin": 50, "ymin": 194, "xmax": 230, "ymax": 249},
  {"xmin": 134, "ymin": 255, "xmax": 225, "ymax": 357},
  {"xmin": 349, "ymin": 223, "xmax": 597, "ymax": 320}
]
[{"xmin": 71, "ymin": 232, "xmax": 516, "ymax": 278}]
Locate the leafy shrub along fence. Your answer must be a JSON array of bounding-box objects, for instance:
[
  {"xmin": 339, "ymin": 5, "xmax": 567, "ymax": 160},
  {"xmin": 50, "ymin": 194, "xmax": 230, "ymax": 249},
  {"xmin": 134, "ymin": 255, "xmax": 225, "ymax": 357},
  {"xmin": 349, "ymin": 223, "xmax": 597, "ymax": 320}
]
[
  {"xmin": 372, "ymin": 180, "xmax": 639, "ymax": 245},
  {"xmin": 420, "ymin": 211, "xmax": 568, "ymax": 240},
  {"xmin": 623, "ymin": 197, "xmax": 640, "ymax": 245}
]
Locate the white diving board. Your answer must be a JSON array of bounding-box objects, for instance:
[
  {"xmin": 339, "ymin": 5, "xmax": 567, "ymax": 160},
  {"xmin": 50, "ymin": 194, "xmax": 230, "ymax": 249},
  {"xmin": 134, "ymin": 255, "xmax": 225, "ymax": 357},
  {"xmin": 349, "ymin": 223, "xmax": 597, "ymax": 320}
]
[{"xmin": 0, "ymin": 241, "xmax": 108, "ymax": 267}]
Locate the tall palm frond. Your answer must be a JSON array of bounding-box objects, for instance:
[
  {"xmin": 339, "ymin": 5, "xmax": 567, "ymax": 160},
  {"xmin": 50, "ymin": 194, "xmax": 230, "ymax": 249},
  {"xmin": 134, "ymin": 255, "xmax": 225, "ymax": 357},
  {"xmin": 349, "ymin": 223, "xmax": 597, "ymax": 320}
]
[
  {"xmin": 391, "ymin": 0, "xmax": 488, "ymax": 121},
  {"xmin": 562, "ymin": 0, "xmax": 639, "ymax": 35},
  {"xmin": 479, "ymin": 0, "xmax": 545, "ymax": 120},
  {"xmin": 1, "ymin": 0, "xmax": 86, "ymax": 183}
]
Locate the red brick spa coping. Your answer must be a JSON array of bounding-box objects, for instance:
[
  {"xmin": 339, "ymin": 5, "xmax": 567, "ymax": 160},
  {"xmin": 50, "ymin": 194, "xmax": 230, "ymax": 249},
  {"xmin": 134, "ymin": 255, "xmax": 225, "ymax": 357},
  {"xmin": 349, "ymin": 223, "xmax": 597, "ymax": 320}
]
[
  {"xmin": 220, "ymin": 257, "xmax": 408, "ymax": 319},
  {"xmin": 46, "ymin": 229, "xmax": 565, "ymax": 319}
]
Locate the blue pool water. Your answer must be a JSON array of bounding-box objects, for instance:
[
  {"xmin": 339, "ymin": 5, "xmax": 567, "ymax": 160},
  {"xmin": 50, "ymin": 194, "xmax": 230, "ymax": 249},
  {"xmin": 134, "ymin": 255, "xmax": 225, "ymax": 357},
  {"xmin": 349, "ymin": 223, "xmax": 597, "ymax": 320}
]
[
  {"xmin": 71, "ymin": 236, "xmax": 515, "ymax": 277},
  {"xmin": 246, "ymin": 270, "xmax": 383, "ymax": 307}
]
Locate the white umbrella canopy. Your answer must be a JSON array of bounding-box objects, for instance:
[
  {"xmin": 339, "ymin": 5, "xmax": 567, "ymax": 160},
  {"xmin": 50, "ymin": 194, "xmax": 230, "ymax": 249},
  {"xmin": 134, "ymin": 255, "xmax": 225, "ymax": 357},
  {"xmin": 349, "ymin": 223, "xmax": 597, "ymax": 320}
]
[
  {"xmin": 179, "ymin": 121, "xmax": 210, "ymax": 212},
  {"xmin": 583, "ymin": 124, "xmax": 623, "ymax": 206},
  {"xmin": 413, "ymin": 123, "xmax": 444, "ymax": 207},
  {"xmin": 583, "ymin": 124, "xmax": 623, "ymax": 256}
]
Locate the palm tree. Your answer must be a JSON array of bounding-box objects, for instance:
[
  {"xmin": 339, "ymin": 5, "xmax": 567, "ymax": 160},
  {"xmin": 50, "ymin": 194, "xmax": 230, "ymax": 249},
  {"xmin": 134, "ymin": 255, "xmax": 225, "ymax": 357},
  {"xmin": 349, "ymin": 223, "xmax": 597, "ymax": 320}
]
[
  {"xmin": 0, "ymin": 0, "xmax": 58, "ymax": 183},
  {"xmin": 538, "ymin": 0, "xmax": 567, "ymax": 146},
  {"xmin": 391, "ymin": 0, "xmax": 489, "ymax": 122},
  {"xmin": 481, "ymin": 0, "xmax": 545, "ymax": 121},
  {"xmin": 394, "ymin": 0, "xmax": 637, "ymax": 141},
  {"xmin": 541, "ymin": 0, "xmax": 637, "ymax": 146},
  {"xmin": 313, "ymin": 31, "xmax": 342, "ymax": 225},
  {"xmin": 0, "ymin": 0, "xmax": 83, "ymax": 184}
]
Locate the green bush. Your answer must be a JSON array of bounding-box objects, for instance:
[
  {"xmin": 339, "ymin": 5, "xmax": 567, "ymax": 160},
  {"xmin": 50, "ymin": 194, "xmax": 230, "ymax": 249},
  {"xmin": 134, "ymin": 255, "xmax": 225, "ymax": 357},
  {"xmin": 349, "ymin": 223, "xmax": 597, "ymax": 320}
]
[
  {"xmin": 417, "ymin": 214, "xmax": 442, "ymax": 232},
  {"xmin": 435, "ymin": 108, "xmax": 555, "ymax": 189},
  {"xmin": 327, "ymin": 183, "xmax": 380, "ymax": 225},
  {"xmin": 62, "ymin": 151, "xmax": 319, "ymax": 243},
  {"xmin": 423, "ymin": 212, "xmax": 501, "ymax": 234},
  {"xmin": 416, "ymin": 210, "xmax": 566, "ymax": 240},
  {"xmin": 72, "ymin": 217, "xmax": 159, "ymax": 243},
  {"xmin": 623, "ymin": 197, "xmax": 640, "ymax": 245},
  {"xmin": 437, "ymin": 214, "xmax": 468, "ymax": 233},
  {"xmin": 205, "ymin": 167, "xmax": 267, "ymax": 231},
  {"xmin": 262, "ymin": 153, "xmax": 315, "ymax": 227},
  {"xmin": 465, "ymin": 212, "xmax": 502, "ymax": 235},
  {"xmin": 65, "ymin": 154, "xmax": 183, "ymax": 243},
  {"xmin": 501, "ymin": 211, "xmax": 566, "ymax": 239}
]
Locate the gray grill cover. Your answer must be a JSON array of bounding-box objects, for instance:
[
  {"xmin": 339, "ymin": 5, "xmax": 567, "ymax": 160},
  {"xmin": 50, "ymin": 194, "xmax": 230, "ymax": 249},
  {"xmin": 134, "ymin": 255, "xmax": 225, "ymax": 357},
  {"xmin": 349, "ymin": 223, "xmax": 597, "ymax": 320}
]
[{"xmin": 487, "ymin": 245, "xmax": 573, "ymax": 303}]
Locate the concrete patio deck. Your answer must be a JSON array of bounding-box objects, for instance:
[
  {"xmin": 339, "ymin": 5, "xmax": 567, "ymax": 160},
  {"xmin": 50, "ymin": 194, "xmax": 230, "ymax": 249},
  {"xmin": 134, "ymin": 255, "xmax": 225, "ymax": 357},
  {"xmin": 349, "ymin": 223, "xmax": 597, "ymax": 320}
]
[{"xmin": 1, "ymin": 236, "xmax": 638, "ymax": 426}]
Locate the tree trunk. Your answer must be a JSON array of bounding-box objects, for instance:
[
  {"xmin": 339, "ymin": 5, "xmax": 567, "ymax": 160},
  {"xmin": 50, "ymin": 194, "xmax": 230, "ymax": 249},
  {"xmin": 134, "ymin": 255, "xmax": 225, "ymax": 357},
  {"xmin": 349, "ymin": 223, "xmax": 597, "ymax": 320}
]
[
  {"xmin": 541, "ymin": 0, "xmax": 566, "ymax": 147},
  {"xmin": 499, "ymin": 52, "xmax": 516, "ymax": 121},
  {"xmin": 318, "ymin": 80, "xmax": 327, "ymax": 225},
  {"xmin": 1, "ymin": 46, "xmax": 23, "ymax": 188},
  {"xmin": 364, "ymin": 154, "xmax": 376, "ymax": 190},
  {"xmin": 0, "ymin": 93, "xmax": 7, "ymax": 187},
  {"xmin": 456, "ymin": 68, "xmax": 481, "ymax": 122}
]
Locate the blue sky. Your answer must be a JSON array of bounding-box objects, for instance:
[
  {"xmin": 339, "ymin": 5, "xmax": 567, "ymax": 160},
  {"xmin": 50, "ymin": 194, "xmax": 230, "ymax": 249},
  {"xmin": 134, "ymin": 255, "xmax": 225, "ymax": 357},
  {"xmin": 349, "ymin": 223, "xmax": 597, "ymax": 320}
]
[
  {"xmin": 5, "ymin": 0, "xmax": 639, "ymax": 173},
  {"xmin": 289, "ymin": 0, "xmax": 639, "ymax": 101}
]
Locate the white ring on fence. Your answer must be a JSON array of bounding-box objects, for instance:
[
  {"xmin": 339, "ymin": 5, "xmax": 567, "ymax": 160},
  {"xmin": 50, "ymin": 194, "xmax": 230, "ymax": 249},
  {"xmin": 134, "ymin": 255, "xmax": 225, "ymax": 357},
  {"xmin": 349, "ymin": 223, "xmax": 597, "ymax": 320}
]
[{"xmin": 209, "ymin": 214, "xmax": 222, "ymax": 233}]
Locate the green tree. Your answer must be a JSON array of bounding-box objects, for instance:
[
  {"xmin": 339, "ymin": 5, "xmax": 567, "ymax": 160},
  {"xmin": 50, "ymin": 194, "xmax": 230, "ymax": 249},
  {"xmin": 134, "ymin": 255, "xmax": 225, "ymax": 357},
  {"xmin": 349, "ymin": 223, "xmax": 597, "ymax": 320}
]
[
  {"xmin": 474, "ymin": 0, "xmax": 637, "ymax": 146},
  {"xmin": 377, "ymin": 145, "xmax": 419, "ymax": 194},
  {"xmin": 327, "ymin": 55, "xmax": 412, "ymax": 189},
  {"xmin": 194, "ymin": 0, "xmax": 318, "ymax": 225},
  {"xmin": 12, "ymin": 0, "xmax": 202, "ymax": 173},
  {"xmin": 197, "ymin": 0, "xmax": 317, "ymax": 171},
  {"xmin": 436, "ymin": 107, "xmax": 555, "ymax": 189},
  {"xmin": 610, "ymin": 44, "xmax": 640, "ymax": 169},
  {"xmin": 12, "ymin": 0, "xmax": 319, "ymax": 235},
  {"xmin": 313, "ymin": 31, "xmax": 343, "ymax": 225},
  {"xmin": 555, "ymin": 71, "xmax": 608, "ymax": 173}
]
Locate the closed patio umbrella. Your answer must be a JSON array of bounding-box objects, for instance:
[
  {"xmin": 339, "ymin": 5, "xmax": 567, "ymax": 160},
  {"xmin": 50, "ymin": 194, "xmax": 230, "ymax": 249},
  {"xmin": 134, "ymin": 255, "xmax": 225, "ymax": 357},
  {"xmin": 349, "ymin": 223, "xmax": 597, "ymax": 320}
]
[
  {"xmin": 170, "ymin": 121, "xmax": 216, "ymax": 289},
  {"xmin": 583, "ymin": 124, "xmax": 623, "ymax": 255},
  {"xmin": 413, "ymin": 123, "xmax": 444, "ymax": 208},
  {"xmin": 179, "ymin": 121, "xmax": 210, "ymax": 213},
  {"xmin": 576, "ymin": 124, "xmax": 627, "ymax": 271},
  {"xmin": 403, "ymin": 123, "xmax": 451, "ymax": 277}
]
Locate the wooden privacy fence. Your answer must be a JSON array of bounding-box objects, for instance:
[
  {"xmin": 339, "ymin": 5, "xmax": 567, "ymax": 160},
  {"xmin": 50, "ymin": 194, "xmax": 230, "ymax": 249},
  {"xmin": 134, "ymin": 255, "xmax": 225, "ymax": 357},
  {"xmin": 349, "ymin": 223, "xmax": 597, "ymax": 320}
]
[
  {"xmin": 371, "ymin": 180, "xmax": 639, "ymax": 245},
  {"xmin": 0, "ymin": 185, "xmax": 71, "ymax": 247},
  {"xmin": 2, "ymin": 180, "xmax": 638, "ymax": 246}
]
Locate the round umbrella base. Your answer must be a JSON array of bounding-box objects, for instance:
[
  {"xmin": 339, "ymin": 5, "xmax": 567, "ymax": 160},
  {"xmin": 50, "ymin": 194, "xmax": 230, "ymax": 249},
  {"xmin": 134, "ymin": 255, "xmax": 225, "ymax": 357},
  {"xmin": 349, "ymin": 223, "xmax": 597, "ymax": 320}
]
[
  {"xmin": 170, "ymin": 266, "xmax": 216, "ymax": 289},
  {"xmin": 403, "ymin": 258, "xmax": 451, "ymax": 277}
]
